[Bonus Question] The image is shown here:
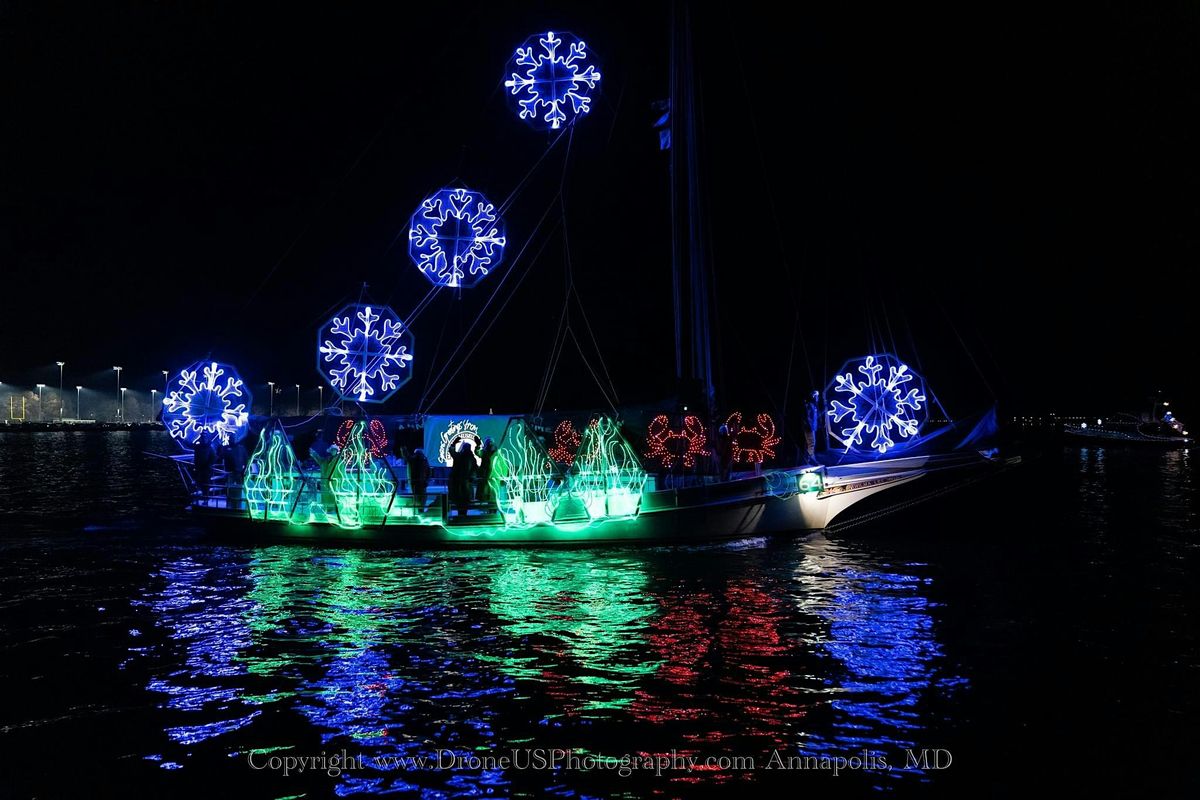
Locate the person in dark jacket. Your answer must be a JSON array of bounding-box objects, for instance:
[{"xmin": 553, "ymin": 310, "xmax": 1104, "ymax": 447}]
[
  {"xmin": 449, "ymin": 440, "xmax": 477, "ymax": 517},
  {"xmin": 407, "ymin": 447, "xmax": 431, "ymax": 512},
  {"xmin": 714, "ymin": 423, "xmax": 733, "ymax": 481},
  {"xmin": 193, "ymin": 433, "xmax": 217, "ymax": 499},
  {"xmin": 223, "ymin": 438, "xmax": 249, "ymax": 507},
  {"xmin": 803, "ymin": 390, "xmax": 822, "ymax": 466},
  {"xmin": 476, "ymin": 437, "xmax": 498, "ymax": 507}
]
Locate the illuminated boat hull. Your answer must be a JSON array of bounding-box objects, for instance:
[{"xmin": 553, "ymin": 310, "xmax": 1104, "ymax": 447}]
[{"xmin": 189, "ymin": 452, "xmax": 1009, "ymax": 547}]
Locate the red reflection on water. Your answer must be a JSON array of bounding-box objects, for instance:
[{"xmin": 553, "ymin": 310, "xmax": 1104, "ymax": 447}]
[{"xmin": 631, "ymin": 578, "xmax": 808, "ymax": 751}]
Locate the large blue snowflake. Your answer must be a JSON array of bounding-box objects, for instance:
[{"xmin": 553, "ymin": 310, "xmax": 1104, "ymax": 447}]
[
  {"xmin": 827, "ymin": 355, "xmax": 927, "ymax": 456},
  {"xmin": 162, "ymin": 360, "xmax": 251, "ymax": 446},
  {"xmin": 317, "ymin": 304, "xmax": 414, "ymax": 403},
  {"xmin": 504, "ymin": 30, "xmax": 600, "ymax": 131},
  {"xmin": 408, "ymin": 187, "xmax": 506, "ymax": 289}
]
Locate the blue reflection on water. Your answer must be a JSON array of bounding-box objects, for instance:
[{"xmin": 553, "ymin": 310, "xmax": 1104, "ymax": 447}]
[{"xmin": 126, "ymin": 539, "xmax": 960, "ymax": 793}]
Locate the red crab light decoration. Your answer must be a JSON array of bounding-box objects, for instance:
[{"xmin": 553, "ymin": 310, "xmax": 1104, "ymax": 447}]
[
  {"xmin": 726, "ymin": 412, "xmax": 781, "ymax": 464},
  {"xmin": 335, "ymin": 418, "xmax": 390, "ymax": 461},
  {"xmin": 644, "ymin": 414, "xmax": 710, "ymax": 468},
  {"xmin": 547, "ymin": 419, "xmax": 582, "ymax": 465}
]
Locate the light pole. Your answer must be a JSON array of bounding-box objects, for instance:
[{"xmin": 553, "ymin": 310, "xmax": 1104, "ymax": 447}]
[
  {"xmin": 162, "ymin": 370, "xmax": 169, "ymax": 392},
  {"xmin": 295, "ymin": 384, "xmax": 301, "ymax": 416},
  {"xmin": 113, "ymin": 367, "xmax": 123, "ymax": 422},
  {"xmin": 56, "ymin": 361, "xmax": 65, "ymax": 419},
  {"xmin": 76, "ymin": 386, "xmax": 82, "ymax": 420},
  {"xmin": 36, "ymin": 384, "xmax": 46, "ymax": 421},
  {"xmin": 318, "ymin": 385, "xmax": 324, "ymax": 414},
  {"xmin": 150, "ymin": 389, "xmax": 158, "ymax": 422},
  {"xmin": 120, "ymin": 387, "xmax": 126, "ymax": 422},
  {"xmin": 268, "ymin": 381, "xmax": 275, "ymax": 416}
]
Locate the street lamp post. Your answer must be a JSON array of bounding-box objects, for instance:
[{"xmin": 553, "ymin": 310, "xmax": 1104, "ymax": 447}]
[
  {"xmin": 295, "ymin": 384, "xmax": 301, "ymax": 416},
  {"xmin": 113, "ymin": 367, "xmax": 123, "ymax": 422},
  {"xmin": 151, "ymin": 389, "xmax": 158, "ymax": 422},
  {"xmin": 56, "ymin": 361, "xmax": 65, "ymax": 419},
  {"xmin": 162, "ymin": 370, "xmax": 169, "ymax": 392},
  {"xmin": 318, "ymin": 385, "xmax": 324, "ymax": 414},
  {"xmin": 36, "ymin": 384, "xmax": 45, "ymax": 421},
  {"xmin": 76, "ymin": 386, "xmax": 82, "ymax": 420},
  {"xmin": 120, "ymin": 387, "xmax": 126, "ymax": 422},
  {"xmin": 267, "ymin": 381, "xmax": 275, "ymax": 416}
]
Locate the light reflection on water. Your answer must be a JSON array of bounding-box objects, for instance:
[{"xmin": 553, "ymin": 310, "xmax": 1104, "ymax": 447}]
[
  {"xmin": 127, "ymin": 539, "xmax": 953, "ymax": 794},
  {"xmin": 2, "ymin": 433, "xmax": 1196, "ymax": 796}
]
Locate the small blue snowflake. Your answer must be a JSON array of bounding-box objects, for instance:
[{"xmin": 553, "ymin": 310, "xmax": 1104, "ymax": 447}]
[
  {"xmin": 408, "ymin": 187, "xmax": 506, "ymax": 289},
  {"xmin": 504, "ymin": 31, "xmax": 601, "ymax": 130},
  {"xmin": 827, "ymin": 355, "xmax": 927, "ymax": 455},
  {"xmin": 318, "ymin": 304, "xmax": 414, "ymax": 403},
  {"xmin": 162, "ymin": 360, "xmax": 251, "ymax": 446}
]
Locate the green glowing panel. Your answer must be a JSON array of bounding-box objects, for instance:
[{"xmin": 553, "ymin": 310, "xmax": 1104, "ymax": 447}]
[
  {"xmin": 491, "ymin": 418, "xmax": 558, "ymax": 526},
  {"xmin": 244, "ymin": 424, "xmax": 303, "ymax": 521},
  {"xmin": 572, "ymin": 417, "xmax": 646, "ymax": 520},
  {"xmin": 328, "ymin": 422, "xmax": 396, "ymax": 529}
]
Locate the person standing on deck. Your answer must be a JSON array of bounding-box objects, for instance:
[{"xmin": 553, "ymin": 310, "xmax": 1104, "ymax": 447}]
[
  {"xmin": 312, "ymin": 444, "xmax": 340, "ymax": 514},
  {"xmin": 803, "ymin": 390, "xmax": 822, "ymax": 466},
  {"xmin": 715, "ymin": 423, "xmax": 733, "ymax": 481},
  {"xmin": 450, "ymin": 440, "xmax": 476, "ymax": 517},
  {"xmin": 193, "ymin": 432, "xmax": 217, "ymax": 499},
  {"xmin": 223, "ymin": 437, "xmax": 249, "ymax": 507},
  {"xmin": 476, "ymin": 437, "xmax": 498, "ymax": 508},
  {"xmin": 407, "ymin": 447, "xmax": 430, "ymax": 513}
]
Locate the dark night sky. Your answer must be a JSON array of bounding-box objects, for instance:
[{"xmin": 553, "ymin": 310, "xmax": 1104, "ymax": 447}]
[{"xmin": 2, "ymin": 2, "xmax": 1197, "ymax": 423}]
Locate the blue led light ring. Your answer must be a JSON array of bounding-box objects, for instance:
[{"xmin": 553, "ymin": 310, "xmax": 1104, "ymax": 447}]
[
  {"xmin": 317, "ymin": 304, "xmax": 414, "ymax": 403},
  {"xmin": 826, "ymin": 354, "xmax": 928, "ymax": 456},
  {"xmin": 503, "ymin": 31, "xmax": 600, "ymax": 131}
]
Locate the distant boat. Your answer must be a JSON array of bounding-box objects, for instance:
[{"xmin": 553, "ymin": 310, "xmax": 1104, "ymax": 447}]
[{"xmin": 1065, "ymin": 411, "xmax": 1190, "ymax": 447}]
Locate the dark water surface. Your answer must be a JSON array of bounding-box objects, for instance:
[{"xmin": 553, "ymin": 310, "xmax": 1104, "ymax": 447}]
[{"xmin": 1, "ymin": 432, "xmax": 1196, "ymax": 797}]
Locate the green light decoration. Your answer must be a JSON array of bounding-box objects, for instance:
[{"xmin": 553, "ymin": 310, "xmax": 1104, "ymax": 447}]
[
  {"xmin": 490, "ymin": 418, "xmax": 558, "ymax": 526},
  {"xmin": 483, "ymin": 554, "xmax": 661, "ymax": 710},
  {"xmin": 244, "ymin": 424, "xmax": 304, "ymax": 521},
  {"xmin": 572, "ymin": 418, "xmax": 646, "ymax": 519},
  {"xmin": 489, "ymin": 417, "xmax": 648, "ymax": 529},
  {"xmin": 328, "ymin": 421, "xmax": 397, "ymax": 529}
]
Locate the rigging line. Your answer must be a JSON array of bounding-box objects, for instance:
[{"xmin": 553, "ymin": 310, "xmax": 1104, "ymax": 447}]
[
  {"xmin": 420, "ymin": 219, "xmax": 561, "ymax": 414},
  {"xmin": 556, "ymin": 126, "xmax": 621, "ymax": 406},
  {"xmin": 417, "ymin": 194, "xmax": 561, "ymax": 410},
  {"xmin": 560, "ymin": 126, "xmax": 575, "ymax": 292},
  {"xmin": 934, "ymin": 296, "xmax": 996, "ymax": 401},
  {"xmin": 571, "ymin": 282, "xmax": 621, "ymax": 405},
  {"xmin": 535, "ymin": 318, "xmax": 570, "ymax": 417},
  {"xmin": 604, "ymin": 80, "xmax": 626, "ymax": 149},
  {"xmin": 567, "ymin": 327, "xmax": 619, "ymax": 414},
  {"xmin": 535, "ymin": 293, "xmax": 572, "ymax": 416},
  {"xmin": 730, "ymin": 21, "xmax": 802, "ymax": 319},
  {"xmin": 781, "ymin": 314, "xmax": 799, "ymax": 441},
  {"xmin": 419, "ymin": 304, "xmax": 453, "ymax": 402},
  {"xmin": 243, "ymin": 109, "xmax": 397, "ymax": 311},
  {"xmin": 496, "ymin": 127, "xmax": 569, "ymax": 215}
]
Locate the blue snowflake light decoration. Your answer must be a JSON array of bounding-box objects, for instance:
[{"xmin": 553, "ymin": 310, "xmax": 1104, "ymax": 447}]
[
  {"xmin": 317, "ymin": 304, "xmax": 414, "ymax": 403},
  {"xmin": 504, "ymin": 30, "xmax": 600, "ymax": 131},
  {"xmin": 408, "ymin": 187, "xmax": 507, "ymax": 289},
  {"xmin": 162, "ymin": 360, "xmax": 252, "ymax": 446},
  {"xmin": 827, "ymin": 354, "xmax": 928, "ymax": 456}
]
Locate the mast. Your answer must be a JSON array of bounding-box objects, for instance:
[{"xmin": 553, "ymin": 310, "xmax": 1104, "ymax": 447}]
[{"xmin": 669, "ymin": 1, "xmax": 717, "ymax": 415}]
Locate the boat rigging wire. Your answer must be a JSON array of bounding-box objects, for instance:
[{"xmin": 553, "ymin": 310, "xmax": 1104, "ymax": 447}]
[
  {"xmin": 416, "ymin": 190, "xmax": 562, "ymax": 413},
  {"xmin": 419, "ymin": 216, "xmax": 563, "ymax": 415}
]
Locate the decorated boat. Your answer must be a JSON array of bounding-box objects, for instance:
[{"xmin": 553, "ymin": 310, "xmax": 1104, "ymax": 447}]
[
  {"xmin": 1064, "ymin": 410, "xmax": 1191, "ymax": 447},
  {"xmin": 155, "ymin": 18, "xmax": 1015, "ymax": 546}
]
